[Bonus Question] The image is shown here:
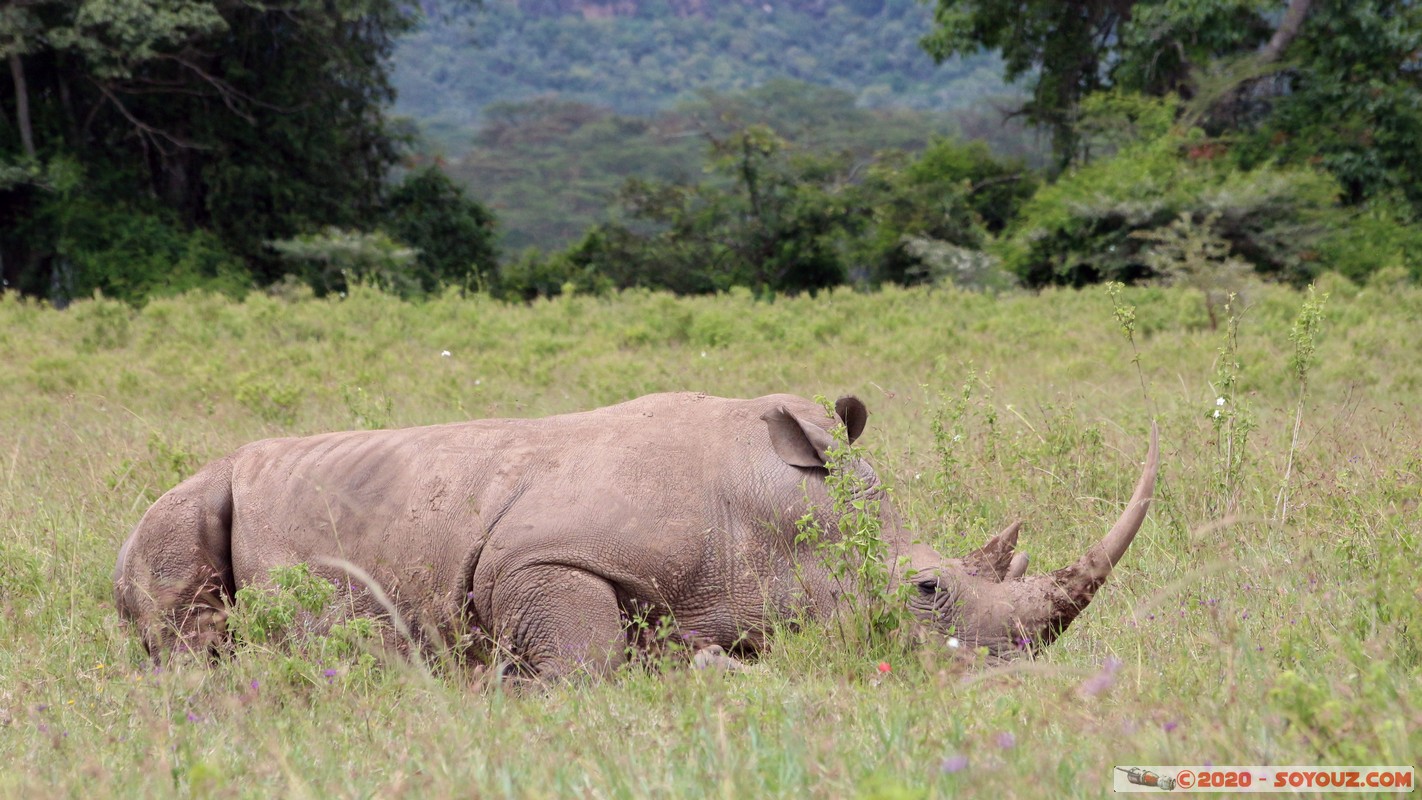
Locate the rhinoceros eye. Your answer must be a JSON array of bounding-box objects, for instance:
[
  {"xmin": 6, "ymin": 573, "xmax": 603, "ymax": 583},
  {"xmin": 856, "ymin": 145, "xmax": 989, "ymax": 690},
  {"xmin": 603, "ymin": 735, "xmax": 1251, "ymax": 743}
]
[{"xmin": 916, "ymin": 579, "xmax": 938, "ymax": 596}]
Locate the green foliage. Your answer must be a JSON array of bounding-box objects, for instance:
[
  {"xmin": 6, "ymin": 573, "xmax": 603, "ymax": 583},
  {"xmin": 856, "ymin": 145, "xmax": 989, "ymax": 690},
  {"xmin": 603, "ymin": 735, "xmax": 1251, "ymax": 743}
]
[
  {"xmin": 501, "ymin": 125, "xmax": 867, "ymax": 298},
  {"xmin": 1, "ymin": 0, "xmax": 460, "ymax": 301},
  {"xmin": 270, "ymin": 228, "xmax": 420, "ymax": 298},
  {"xmin": 996, "ymin": 111, "xmax": 1356, "ymax": 287},
  {"xmin": 382, "ymin": 166, "xmax": 499, "ymax": 293},
  {"xmin": 1287, "ymin": 285, "xmax": 1329, "ymax": 387},
  {"xmin": 46, "ymin": 0, "xmax": 228, "ymax": 80},
  {"xmin": 499, "ymin": 120, "xmax": 1030, "ymax": 298},
  {"xmin": 794, "ymin": 396, "xmax": 913, "ymax": 651},
  {"xmin": 445, "ymin": 81, "xmax": 1021, "ymax": 256},
  {"xmin": 1232, "ymin": 3, "xmax": 1422, "ymax": 213},
  {"xmin": 1311, "ymin": 194, "xmax": 1422, "ymax": 285},
  {"xmin": 229, "ymin": 564, "xmax": 336, "ymax": 646},
  {"xmin": 394, "ymin": 0, "xmax": 1013, "ymax": 128},
  {"xmin": 925, "ymin": 0, "xmax": 1422, "ymax": 225},
  {"xmin": 853, "ymin": 138, "xmax": 1032, "ymax": 287},
  {"xmin": 921, "ymin": 0, "xmax": 1130, "ymax": 161},
  {"xmin": 46, "ymin": 195, "xmax": 250, "ymax": 303},
  {"xmin": 1132, "ymin": 212, "xmax": 1250, "ymax": 328}
]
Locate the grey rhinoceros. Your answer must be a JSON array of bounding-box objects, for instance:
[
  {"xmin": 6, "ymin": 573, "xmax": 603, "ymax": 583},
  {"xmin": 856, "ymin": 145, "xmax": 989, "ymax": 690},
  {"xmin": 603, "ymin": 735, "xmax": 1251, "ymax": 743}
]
[{"xmin": 115, "ymin": 392, "xmax": 1158, "ymax": 678}]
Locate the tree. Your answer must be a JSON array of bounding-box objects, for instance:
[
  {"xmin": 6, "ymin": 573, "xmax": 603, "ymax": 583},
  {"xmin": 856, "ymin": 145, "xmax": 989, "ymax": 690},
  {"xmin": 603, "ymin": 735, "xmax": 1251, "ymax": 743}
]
[
  {"xmin": 854, "ymin": 137, "xmax": 1033, "ymax": 285},
  {"xmin": 496, "ymin": 123, "xmax": 1031, "ymax": 299},
  {"xmin": 1, "ymin": 0, "xmax": 473, "ymax": 300},
  {"xmin": 382, "ymin": 166, "xmax": 499, "ymax": 293},
  {"xmin": 919, "ymin": 0, "xmax": 1306, "ymax": 165},
  {"xmin": 498, "ymin": 125, "xmax": 872, "ymax": 299},
  {"xmin": 1230, "ymin": 3, "xmax": 1422, "ymax": 211},
  {"xmin": 924, "ymin": 0, "xmax": 1422, "ymax": 223}
]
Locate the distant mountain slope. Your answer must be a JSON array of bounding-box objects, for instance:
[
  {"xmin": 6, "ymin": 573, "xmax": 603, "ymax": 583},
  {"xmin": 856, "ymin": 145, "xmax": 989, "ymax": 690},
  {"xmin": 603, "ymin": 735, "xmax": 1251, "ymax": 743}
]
[
  {"xmin": 441, "ymin": 81, "xmax": 994, "ymax": 253},
  {"xmin": 391, "ymin": 0, "xmax": 1011, "ymax": 134}
]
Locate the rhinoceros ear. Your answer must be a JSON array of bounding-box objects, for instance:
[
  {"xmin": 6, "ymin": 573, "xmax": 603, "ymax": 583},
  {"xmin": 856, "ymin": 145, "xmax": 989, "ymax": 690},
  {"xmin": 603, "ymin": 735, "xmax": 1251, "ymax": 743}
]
[
  {"xmin": 835, "ymin": 396, "xmax": 868, "ymax": 444},
  {"xmin": 762, "ymin": 406, "xmax": 835, "ymax": 468}
]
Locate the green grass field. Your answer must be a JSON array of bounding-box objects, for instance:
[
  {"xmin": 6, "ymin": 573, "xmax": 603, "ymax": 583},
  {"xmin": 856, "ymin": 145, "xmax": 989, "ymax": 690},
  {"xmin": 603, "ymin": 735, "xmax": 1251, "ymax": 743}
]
[{"xmin": 1, "ymin": 277, "xmax": 1417, "ymax": 797}]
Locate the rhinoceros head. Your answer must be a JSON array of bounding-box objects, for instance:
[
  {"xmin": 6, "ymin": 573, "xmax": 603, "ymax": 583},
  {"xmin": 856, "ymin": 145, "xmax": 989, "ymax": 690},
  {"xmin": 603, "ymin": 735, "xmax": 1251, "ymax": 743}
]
[{"xmin": 908, "ymin": 424, "xmax": 1159, "ymax": 660}]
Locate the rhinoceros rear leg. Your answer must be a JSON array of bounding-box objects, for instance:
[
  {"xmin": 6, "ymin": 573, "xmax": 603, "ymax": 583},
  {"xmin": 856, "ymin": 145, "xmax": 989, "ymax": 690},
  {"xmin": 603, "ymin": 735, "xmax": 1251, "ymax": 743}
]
[
  {"xmin": 491, "ymin": 565, "xmax": 627, "ymax": 681},
  {"xmin": 114, "ymin": 457, "xmax": 236, "ymax": 660}
]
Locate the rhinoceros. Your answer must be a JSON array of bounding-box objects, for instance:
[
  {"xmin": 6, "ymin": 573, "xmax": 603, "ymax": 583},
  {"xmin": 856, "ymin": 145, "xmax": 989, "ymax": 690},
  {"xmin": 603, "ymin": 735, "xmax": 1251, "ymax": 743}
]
[{"xmin": 115, "ymin": 392, "xmax": 1158, "ymax": 678}]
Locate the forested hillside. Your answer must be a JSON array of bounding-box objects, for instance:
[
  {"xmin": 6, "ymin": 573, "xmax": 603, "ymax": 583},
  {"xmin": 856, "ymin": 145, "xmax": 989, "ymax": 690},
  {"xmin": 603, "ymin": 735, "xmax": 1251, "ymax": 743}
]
[
  {"xmin": 392, "ymin": 0, "xmax": 1036, "ymax": 257},
  {"xmin": 392, "ymin": 0, "xmax": 1011, "ymax": 136},
  {"xmin": 4, "ymin": 1, "xmax": 1419, "ymax": 304},
  {"xmin": 441, "ymin": 81, "xmax": 1042, "ymax": 254}
]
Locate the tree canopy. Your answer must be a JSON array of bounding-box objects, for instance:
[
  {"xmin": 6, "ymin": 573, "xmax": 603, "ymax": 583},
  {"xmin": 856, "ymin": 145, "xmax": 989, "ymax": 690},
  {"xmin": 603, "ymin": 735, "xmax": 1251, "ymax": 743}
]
[
  {"xmin": 1, "ymin": 0, "xmax": 488, "ymax": 302},
  {"xmin": 921, "ymin": 0, "xmax": 1422, "ymax": 205}
]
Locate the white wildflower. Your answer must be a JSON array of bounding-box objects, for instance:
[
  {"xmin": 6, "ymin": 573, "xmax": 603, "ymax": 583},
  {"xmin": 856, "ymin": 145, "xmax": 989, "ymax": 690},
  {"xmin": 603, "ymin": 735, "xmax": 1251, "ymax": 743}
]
[
  {"xmin": 441, "ymin": 350, "xmax": 452, "ymax": 358},
  {"xmin": 1216, "ymin": 396, "xmax": 1226, "ymax": 406},
  {"xmin": 1213, "ymin": 409, "xmax": 1220, "ymax": 418},
  {"xmin": 947, "ymin": 637, "xmax": 960, "ymax": 649}
]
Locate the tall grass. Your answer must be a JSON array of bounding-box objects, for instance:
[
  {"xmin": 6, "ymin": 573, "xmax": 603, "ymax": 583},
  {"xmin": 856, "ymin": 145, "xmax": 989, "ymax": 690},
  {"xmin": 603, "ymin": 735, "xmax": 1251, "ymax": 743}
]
[{"xmin": 0, "ymin": 274, "xmax": 1417, "ymax": 797}]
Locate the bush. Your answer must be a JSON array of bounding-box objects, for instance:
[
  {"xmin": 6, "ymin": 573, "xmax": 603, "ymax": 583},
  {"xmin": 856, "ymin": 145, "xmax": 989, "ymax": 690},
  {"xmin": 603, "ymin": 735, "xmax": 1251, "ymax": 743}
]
[
  {"xmin": 269, "ymin": 228, "xmax": 420, "ymax": 298},
  {"xmin": 855, "ymin": 138, "xmax": 1033, "ymax": 286},
  {"xmin": 996, "ymin": 131, "xmax": 1354, "ymax": 287},
  {"xmin": 382, "ymin": 166, "xmax": 499, "ymax": 293},
  {"xmin": 1311, "ymin": 194, "xmax": 1422, "ymax": 284},
  {"xmin": 28, "ymin": 193, "xmax": 250, "ymax": 304}
]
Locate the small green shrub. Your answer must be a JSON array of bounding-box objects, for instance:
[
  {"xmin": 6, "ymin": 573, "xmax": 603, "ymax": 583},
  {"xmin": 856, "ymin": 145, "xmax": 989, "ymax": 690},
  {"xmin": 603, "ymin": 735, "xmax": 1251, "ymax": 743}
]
[
  {"xmin": 36, "ymin": 194, "xmax": 251, "ymax": 303},
  {"xmin": 235, "ymin": 373, "xmax": 301, "ymax": 425},
  {"xmin": 794, "ymin": 396, "xmax": 913, "ymax": 653},
  {"xmin": 269, "ymin": 228, "xmax": 421, "ymax": 298},
  {"xmin": 228, "ymin": 564, "xmax": 337, "ymax": 645},
  {"xmin": 72, "ymin": 295, "xmax": 133, "ymax": 351},
  {"xmin": 343, "ymin": 385, "xmax": 395, "ymax": 430}
]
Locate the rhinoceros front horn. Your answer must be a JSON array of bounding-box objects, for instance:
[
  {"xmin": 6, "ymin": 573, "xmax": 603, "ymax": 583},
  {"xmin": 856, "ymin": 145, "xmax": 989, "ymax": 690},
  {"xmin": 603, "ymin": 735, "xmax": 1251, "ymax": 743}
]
[{"xmin": 1008, "ymin": 422, "xmax": 1160, "ymax": 647}]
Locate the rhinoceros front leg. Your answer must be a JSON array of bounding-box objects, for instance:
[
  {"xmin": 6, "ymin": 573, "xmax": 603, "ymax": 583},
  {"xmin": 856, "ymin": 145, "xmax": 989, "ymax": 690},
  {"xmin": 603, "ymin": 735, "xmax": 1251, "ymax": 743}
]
[{"xmin": 491, "ymin": 565, "xmax": 628, "ymax": 681}]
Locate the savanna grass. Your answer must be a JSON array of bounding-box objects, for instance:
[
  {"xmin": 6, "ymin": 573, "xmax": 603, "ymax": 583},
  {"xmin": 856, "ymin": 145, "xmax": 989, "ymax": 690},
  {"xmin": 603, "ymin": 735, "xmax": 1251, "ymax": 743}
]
[{"xmin": 0, "ymin": 275, "xmax": 1417, "ymax": 797}]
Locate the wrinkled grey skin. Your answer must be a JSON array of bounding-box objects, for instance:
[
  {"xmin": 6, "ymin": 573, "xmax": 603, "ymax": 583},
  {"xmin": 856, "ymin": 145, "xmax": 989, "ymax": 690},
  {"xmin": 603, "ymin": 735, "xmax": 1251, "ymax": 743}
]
[{"xmin": 115, "ymin": 392, "xmax": 1158, "ymax": 678}]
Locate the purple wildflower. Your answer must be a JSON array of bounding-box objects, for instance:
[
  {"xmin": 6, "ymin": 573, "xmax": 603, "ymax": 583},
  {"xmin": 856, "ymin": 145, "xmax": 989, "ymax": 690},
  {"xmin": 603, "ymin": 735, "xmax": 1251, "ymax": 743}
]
[
  {"xmin": 1080, "ymin": 656, "xmax": 1123, "ymax": 697},
  {"xmin": 940, "ymin": 755, "xmax": 969, "ymax": 774},
  {"xmin": 1164, "ymin": 721, "xmax": 1179, "ymax": 733},
  {"xmin": 186, "ymin": 712, "xmax": 201, "ymax": 723},
  {"xmin": 996, "ymin": 732, "xmax": 1016, "ymax": 749}
]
